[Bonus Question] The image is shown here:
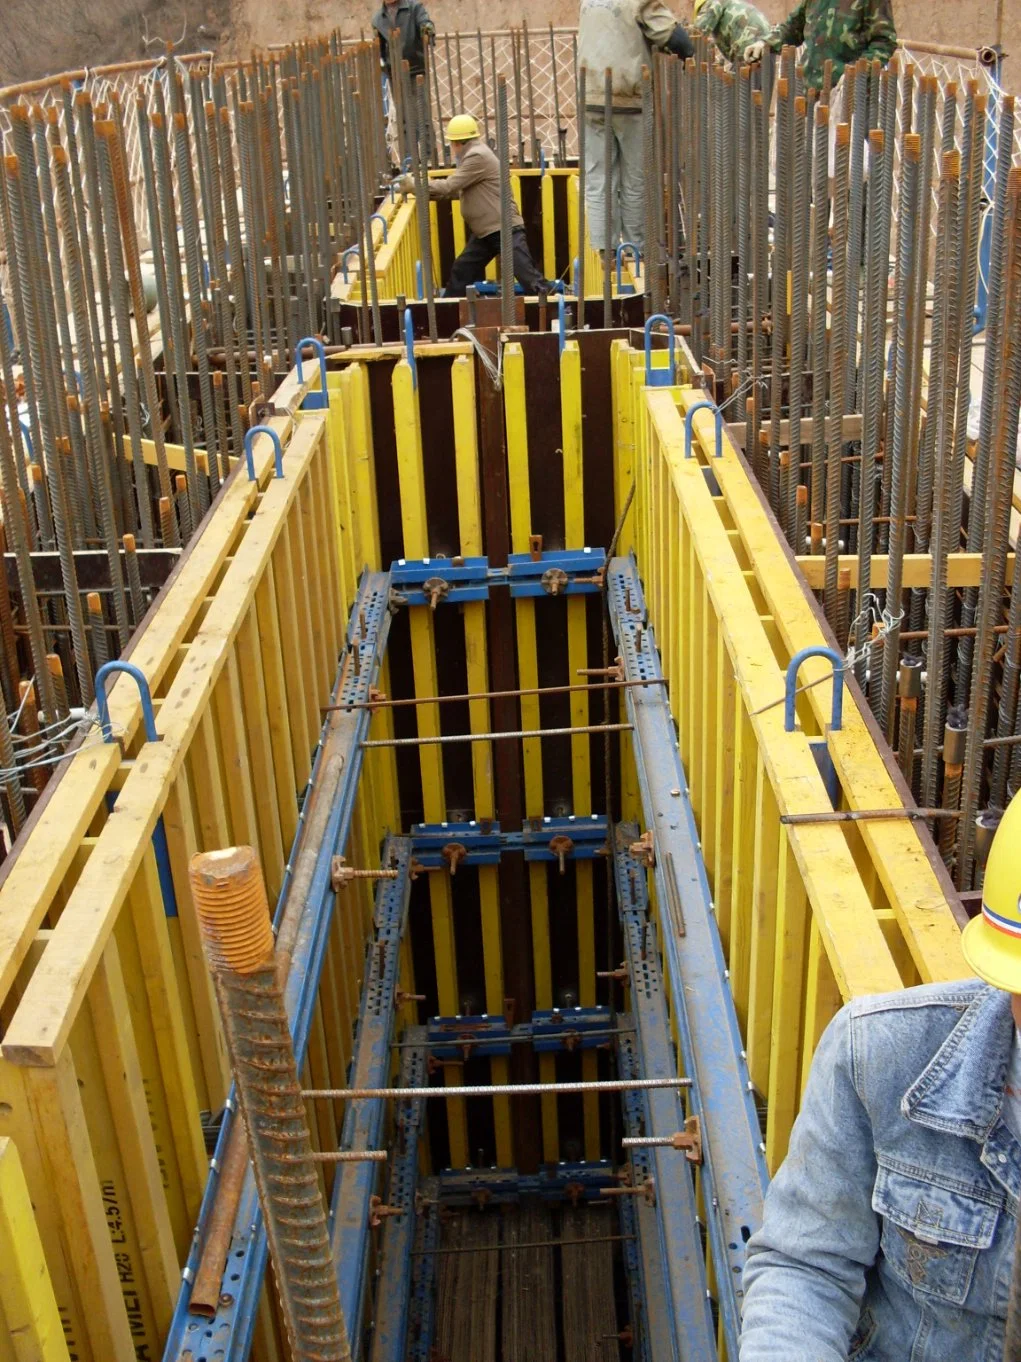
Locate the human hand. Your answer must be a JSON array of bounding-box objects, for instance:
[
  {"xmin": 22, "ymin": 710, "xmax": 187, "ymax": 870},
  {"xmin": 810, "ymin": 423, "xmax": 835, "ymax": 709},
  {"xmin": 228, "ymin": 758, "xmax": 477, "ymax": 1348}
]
[{"xmin": 743, "ymin": 39, "xmax": 765, "ymax": 62}]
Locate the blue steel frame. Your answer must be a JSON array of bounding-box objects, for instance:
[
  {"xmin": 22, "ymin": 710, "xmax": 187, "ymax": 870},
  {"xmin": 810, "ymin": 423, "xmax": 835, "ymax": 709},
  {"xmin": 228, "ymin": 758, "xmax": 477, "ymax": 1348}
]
[
  {"xmin": 617, "ymin": 1024, "xmax": 677, "ymax": 1362},
  {"xmin": 390, "ymin": 548, "xmax": 607, "ymax": 606},
  {"xmin": 975, "ymin": 49, "xmax": 1004, "ymax": 334},
  {"xmin": 409, "ymin": 814, "xmax": 608, "ymax": 866},
  {"xmin": 608, "ymin": 555, "xmax": 769, "ymax": 1358},
  {"xmin": 614, "ymin": 828, "xmax": 715, "ymax": 1362},
  {"xmin": 406, "ymin": 1178, "xmax": 441, "ymax": 1362},
  {"xmin": 162, "ymin": 570, "xmax": 394, "ymax": 1362},
  {"xmin": 366, "ymin": 1031, "xmax": 428, "ymax": 1362},
  {"xmin": 331, "ymin": 837, "xmax": 414, "ymax": 1348},
  {"xmin": 427, "ymin": 1004, "xmax": 613, "ymax": 1058}
]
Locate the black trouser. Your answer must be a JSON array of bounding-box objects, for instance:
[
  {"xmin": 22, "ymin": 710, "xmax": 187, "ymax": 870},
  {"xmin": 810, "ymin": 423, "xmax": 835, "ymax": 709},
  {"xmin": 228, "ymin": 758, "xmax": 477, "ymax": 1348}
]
[{"xmin": 446, "ymin": 226, "xmax": 546, "ymax": 296}]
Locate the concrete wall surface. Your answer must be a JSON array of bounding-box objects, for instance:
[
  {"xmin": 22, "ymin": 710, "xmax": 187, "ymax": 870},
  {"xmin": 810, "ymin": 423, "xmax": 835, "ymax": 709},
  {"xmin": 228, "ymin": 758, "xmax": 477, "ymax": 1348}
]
[{"xmin": 0, "ymin": 0, "xmax": 1014, "ymax": 105}]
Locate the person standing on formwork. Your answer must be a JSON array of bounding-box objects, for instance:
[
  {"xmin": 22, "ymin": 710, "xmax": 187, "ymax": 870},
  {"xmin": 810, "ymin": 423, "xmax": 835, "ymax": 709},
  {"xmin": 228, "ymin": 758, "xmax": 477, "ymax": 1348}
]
[
  {"xmin": 577, "ymin": 0, "xmax": 694, "ymax": 257},
  {"xmin": 398, "ymin": 115, "xmax": 551, "ymax": 297},
  {"xmin": 691, "ymin": 0, "xmax": 770, "ymax": 66}
]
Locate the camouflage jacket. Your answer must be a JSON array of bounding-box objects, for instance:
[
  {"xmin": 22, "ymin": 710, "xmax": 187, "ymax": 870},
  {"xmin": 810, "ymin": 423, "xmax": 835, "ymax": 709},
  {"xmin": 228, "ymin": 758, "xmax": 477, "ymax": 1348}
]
[
  {"xmin": 767, "ymin": 0, "xmax": 897, "ymax": 90},
  {"xmin": 693, "ymin": 0, "xmax": 770, "ymax": 64}
]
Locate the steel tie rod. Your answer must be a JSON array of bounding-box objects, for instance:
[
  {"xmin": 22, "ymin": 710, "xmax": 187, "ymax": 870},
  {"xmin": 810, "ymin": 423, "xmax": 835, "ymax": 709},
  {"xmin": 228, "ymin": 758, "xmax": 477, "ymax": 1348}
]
[
  {"xmin": 326, "ymin": 677, "xmax": 667, "ymax": 712},
  {"xmin": 361, "ymin": 722, "xmax": 633, "ymax": 749},
  {"xmin": 303, "ymin": 1076, "xmax": 690, "ymax": 1100}
]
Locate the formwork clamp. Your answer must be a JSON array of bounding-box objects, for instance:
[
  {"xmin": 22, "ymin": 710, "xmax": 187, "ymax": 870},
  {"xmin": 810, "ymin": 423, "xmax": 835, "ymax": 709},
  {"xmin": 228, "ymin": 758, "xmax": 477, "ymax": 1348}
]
[
  {"xmin": 784, "ymin": 645, "xmax": 845, "ymax": 808},
  {"xmin": 616, "ymin": 242, "xmax": 640, "ymax": 293},
  {"xmin": 94, "ymin": 660, "xmax": 177, "ymax": 919},
  {"xmin": 684, "ymin": 401, "xmax": 723, "ymax": 460},
  {"xmin": 243, "ymin": 424, "xmax": 284, "ymax": 481},
  {"xmin": 644, "ymin": 314, "xmax": 676, "ymax": 387},
  {"xmin": 295, "ymin": 335, "xmax": 329, "ymax": 410}
]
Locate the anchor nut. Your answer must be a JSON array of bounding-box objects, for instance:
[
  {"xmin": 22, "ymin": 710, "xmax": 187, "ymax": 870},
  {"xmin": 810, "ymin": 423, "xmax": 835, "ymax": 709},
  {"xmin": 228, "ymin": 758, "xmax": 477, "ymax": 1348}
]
[{"xmin": 541, "ymin": 566, "xmax": 569, "ymax": 596}]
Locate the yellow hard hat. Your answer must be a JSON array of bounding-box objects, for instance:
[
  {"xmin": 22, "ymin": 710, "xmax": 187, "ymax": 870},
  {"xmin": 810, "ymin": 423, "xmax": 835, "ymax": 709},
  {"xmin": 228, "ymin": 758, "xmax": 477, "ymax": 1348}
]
[
  {"xmin": 446, "ymin": 113, "xmax": 480, "ymax": 143},
  {"xmin": 962, "ymin": 792, "xmax": 1021, "ymax": 991}
]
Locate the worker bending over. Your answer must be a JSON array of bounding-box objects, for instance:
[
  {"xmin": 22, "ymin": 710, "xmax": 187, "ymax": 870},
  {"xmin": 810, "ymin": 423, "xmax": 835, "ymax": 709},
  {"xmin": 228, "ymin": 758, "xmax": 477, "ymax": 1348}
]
[
  {"xmin": 692, "ymin": 0, "xmax": 770, "ymax": 66},
  {"xmin": 577, "ymin": 0, "xmax": 693, "ymax": 255},
  {"xmin": 740, "ymin": 794, "xmax": 1021, "ymax": 1359},
  {"xmin": 743, "ymin": 0, "xmax": 896, "ymax": 90},
  {"xmin": 398, "ymin": 115, "xmax": 549, "ymax": 298}
]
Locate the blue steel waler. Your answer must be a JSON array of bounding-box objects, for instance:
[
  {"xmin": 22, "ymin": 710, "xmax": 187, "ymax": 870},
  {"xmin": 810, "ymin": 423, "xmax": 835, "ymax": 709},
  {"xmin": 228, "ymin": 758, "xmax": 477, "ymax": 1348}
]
[{"xmin": 162, "ymin": 570, "xmax": 394, "ymax": 1362}]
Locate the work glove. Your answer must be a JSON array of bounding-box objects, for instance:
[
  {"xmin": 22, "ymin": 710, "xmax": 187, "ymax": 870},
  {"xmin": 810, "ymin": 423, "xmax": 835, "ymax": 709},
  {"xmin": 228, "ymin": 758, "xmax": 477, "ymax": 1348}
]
[
  {"xmin": 396, "ymin": 173, "xmax": 415, "ymax": 194},
  {"xmin": 664, "ymin": 23, "xmax": 694, "ymax": 58},
  {"xmin": 421, "ymin": 21, "xmax": 435, "ymax": 38},
  {"xmin": 743, "ymin": 39, "xmax": 765, "ymax": 63}
]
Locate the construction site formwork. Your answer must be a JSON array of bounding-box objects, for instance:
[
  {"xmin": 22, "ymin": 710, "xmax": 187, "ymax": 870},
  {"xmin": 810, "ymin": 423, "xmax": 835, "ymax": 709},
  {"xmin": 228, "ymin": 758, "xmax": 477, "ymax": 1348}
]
[{"xmin": 0, "ymin": 24, "xmax": 1013, "ymax": 1362}]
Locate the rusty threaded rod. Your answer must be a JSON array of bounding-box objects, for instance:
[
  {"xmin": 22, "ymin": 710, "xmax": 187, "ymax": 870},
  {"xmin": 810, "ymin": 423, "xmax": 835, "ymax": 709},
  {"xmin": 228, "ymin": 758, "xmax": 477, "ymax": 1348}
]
[{"xmin": 191, "ymin": 846, "xmax": 351, "ymax": 1362}]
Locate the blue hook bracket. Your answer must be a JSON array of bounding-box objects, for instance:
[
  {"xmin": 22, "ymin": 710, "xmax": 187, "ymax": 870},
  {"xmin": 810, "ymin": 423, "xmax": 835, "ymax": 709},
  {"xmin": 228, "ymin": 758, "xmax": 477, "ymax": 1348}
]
[
  {"xmin": 244, "ymin": 425, "xmax": 284, "ymax": 481},
  {"xmin": 404, "ymin": 307, "xmax": 417, "ymax": 389},
  {"xmin": 415, "ymin": 260, "xmax": 424, "ymax": 300},
  {"xmin": 94, "ymin": 661, "xmax": 177, "ymax": 918},
  {"xmin": 572, "ymin": 256, "xmax": 579, "ymax": 298},
  {"xmin": 644, "ymin": 314, "xmax": 676, "ymax": 388},
  {"xmin": 295, "ymin": 336, "xmax": 329, "ymax": 410},
  {"xmin": 784, "ymin": 646, "xmax": 845, "ymax": 808},
  {"xmin": 95, "ymin": 661, "xmax": 158, "ymax": 744},
  {"xmin": 784, "ymin": 646, "xmax": 845, "ymax": 734},
  {"xmin": 684, "ymin": 401, "xmax": 724, "ymax": 459},
  {"xmin": 369, "ymin": 212, "xmax": 389, "ymax": 243},
  {"xmin": 616, "ymin": 242, "xmax": 640, "ymax": 292},
  {"xmin": 557, "ymin": 293, "xmax": 567, "ymax": 355},
  {"xmin": 341, "ymin": 245, "xmax": 360, "ymax": 282}
]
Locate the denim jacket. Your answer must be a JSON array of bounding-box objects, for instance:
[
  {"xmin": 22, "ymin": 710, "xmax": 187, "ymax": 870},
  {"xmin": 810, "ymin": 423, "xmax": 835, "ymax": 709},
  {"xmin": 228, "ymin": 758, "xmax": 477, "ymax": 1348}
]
[{"xmin": 741, "ymin": 981, "xmax": 1019, "ymax": 1360}]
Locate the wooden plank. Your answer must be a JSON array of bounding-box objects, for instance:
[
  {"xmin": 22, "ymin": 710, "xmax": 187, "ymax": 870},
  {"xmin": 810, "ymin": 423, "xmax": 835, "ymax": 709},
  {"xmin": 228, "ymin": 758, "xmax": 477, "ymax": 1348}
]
[
  {"xmin": 795, "ymin": 550, "xmax": 1015, "ymax": 590},
  {"xmin": 23, "ymin": 1053, "xmax": 136, "ymax": 1359},
  {"xmin": 88, "ymin": 940, "xmax": 178, "ymax": 1343},
  {"xmin": 0, "ymin": 1137, "xmax": 70, "ymax": 1362},
  {"xmin": 726, "ymin": 414, "xmax": 863, "ymax": 449}
]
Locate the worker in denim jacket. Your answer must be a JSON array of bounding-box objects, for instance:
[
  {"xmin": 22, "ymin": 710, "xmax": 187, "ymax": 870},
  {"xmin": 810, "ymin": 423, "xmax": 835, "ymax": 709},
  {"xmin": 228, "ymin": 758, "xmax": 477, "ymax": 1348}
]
[{"xmin": 740, "ymin": 794, "xmax": 1021, "ymax": 1359}]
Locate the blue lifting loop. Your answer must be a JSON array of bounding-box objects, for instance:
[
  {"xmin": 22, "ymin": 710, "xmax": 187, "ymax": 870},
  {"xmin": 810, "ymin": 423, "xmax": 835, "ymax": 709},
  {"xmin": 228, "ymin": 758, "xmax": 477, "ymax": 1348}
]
[
  {"xmin": 94, "ymin": 661, "xmax": 158, "ymax": 744},
  {"xmin": 341, "ymin": 245, "xmax": 360, "ymax": 281},
  {"xmin": 784, "ymin": 646, "xmax": 845, "ymax": 734},
  {"xmin": 684, "ymin": 401, "xmax": 723, "ymax": 459},
  {"xmin": 644, "ymin": 314, "xmax": 676, "ymax": 387},
  {"xmin": 572, "ymin": 256, "xmax": 579, "ymax": 298},
  {"xmin": 295, "ymin": 336, "xmax": 328, "ymax": 409},
  {"xmin": 558, "ymin": 292, "xmax": 567, "ymax": 355},
  {"xmin": 94, "ymin": 661, "xmax": 178, "ymax": 917},
  {"xmin": 404, "ymin": 307, "xmax": 417, "ymax": 389},
  {"xmin": 369, "ymin": 212, "xmax": 389, "ymax": 243},
  {"xmin": 244, "ymin": 425, "xmax": 284, "ymax": 481},
  {"xmin": 616, "ymin": 242, "xmax": 640, "ymax": 289},
  {"xmin": 415, "ymin": 260, "xmax": 424, "ymax": 299}
]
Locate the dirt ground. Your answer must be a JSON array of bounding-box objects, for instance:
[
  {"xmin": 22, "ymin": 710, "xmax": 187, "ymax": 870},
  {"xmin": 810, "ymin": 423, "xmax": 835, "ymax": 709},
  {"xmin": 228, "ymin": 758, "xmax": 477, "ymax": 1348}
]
[{"xmin": 0, "ymin": 0, "xmax": 1013, "ymax": 101}]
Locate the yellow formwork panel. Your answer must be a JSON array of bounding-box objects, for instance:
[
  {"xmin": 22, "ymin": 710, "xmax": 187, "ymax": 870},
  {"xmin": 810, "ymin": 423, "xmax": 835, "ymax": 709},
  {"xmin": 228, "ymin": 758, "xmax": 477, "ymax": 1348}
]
[
  {"xmin": 627, "ymin": 375, "xmax": 914, "ymax": 1168},
  {"xmin": 452, "ymin": 354, "xmax": 513, "ymax": 1165},
  {"xmin": 681, "ymin": 389, "xmax": 967, "ymax": 991},
  {"xmin": 392, "ymin": 358, "xmax": 469, "ymax": 1168},
  {"xmin": 504, "ymin": 341, "xmax": 559, "ymax": 1163}
]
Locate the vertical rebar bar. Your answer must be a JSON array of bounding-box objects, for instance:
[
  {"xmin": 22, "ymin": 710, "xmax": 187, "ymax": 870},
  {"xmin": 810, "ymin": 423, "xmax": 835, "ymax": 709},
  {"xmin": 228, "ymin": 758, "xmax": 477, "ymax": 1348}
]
[
  {"xmin": 191, "ymin": 845, "xmax": 352, "ymax": 1362},
  {"xmin": 497, "ymin": 76, "xmax": 515, "ymax": 327}
]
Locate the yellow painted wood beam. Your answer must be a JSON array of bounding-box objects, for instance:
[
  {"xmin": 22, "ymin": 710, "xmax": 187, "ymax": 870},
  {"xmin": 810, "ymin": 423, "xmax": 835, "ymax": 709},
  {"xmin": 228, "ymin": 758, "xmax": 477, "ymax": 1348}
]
[
  {"xmin": 795, "ymin": 551, "xmax": 1015, "ymax": 590},
  {"xmin": 0, "ymin": 1136, "xmax": 70, "ymax": 1362}
]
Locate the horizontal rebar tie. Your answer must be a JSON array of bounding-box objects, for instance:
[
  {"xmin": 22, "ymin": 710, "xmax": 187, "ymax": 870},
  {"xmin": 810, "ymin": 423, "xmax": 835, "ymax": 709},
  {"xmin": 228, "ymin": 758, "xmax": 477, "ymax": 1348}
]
[
  {"xmin": 361, "ymin": 722, "xmax": 633, "ymax": 749},
  {"xmin": 302, "ymin": 1076, "xmax": 690, "ymax": 1100}
]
